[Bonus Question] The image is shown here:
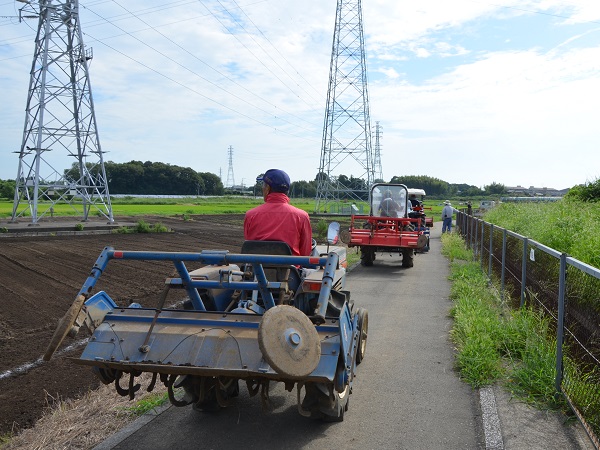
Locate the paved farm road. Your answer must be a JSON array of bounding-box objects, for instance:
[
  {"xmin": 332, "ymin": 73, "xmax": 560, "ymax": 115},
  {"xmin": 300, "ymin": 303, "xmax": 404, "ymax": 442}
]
[{"xmin": 102, "ymin": 226, "xmax": 485, "ymax": 450}]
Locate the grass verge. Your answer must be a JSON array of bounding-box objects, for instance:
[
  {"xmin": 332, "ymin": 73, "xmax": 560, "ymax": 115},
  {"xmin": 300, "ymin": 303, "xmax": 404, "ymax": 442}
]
[{"xmin": 441, "ymin": 232, "xmax": 566, "ymax": 410}]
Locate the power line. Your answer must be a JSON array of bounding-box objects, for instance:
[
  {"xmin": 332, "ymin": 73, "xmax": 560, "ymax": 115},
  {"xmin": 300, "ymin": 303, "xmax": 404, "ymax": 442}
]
[
  {"xmin": 3, "ymin": 0, "xmax": 323, "ymax": 142},
  {"xmin": 84, "ymin": 30, "xmax": 319, "ymax": 142},
  {"xmin": 198, "ymin": 0, "xmax": 320, "ymax": 111},
  {"xmin": 104, "ymin": 0, "xmax": 318, "ymax": 130},
  {"xmin": 226, "ymin": 0, "xmax": 325, "ymax": 103}
]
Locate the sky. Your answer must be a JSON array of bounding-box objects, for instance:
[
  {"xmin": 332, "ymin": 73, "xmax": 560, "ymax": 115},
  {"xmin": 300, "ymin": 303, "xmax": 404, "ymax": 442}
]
[{"xmin": 1, "ymin": 0, "xmax": 599, "ymax": 191}]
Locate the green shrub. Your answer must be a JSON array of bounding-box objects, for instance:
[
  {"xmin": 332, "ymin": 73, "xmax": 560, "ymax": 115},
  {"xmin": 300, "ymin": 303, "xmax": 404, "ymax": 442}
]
[
  {"xmin": 135, "ymin": 220, "xmax": 151, "ymax": 233},
  {"xmin": 75, "ymin": 223, "xmax": 84, "ymax": 231},
  {"xmin": 315, "ymin": 219, "xmax": 328, "ymax": 239},
  {"xmin": 153, "ymin": 222, "xmax": 169, "ymax": 233},
  {"xmin": 0, "ymin": 227, "xmax": 8, "ymax": 233}
]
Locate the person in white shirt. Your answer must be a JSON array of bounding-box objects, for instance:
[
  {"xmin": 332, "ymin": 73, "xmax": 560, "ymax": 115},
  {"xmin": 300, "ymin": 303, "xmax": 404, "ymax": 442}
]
[{"xmin": 441, "ymin": 200, "xmax": 454, "ymax": 233}]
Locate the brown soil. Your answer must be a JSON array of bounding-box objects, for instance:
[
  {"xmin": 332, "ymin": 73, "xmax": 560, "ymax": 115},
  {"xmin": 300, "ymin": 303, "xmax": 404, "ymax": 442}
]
[{"xmin": 0, "ymin": 214, "xmax": 249, "ymax": 436}]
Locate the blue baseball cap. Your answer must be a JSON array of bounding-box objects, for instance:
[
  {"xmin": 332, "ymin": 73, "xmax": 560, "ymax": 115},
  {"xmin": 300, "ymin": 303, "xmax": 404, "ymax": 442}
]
[{"xmin": 256, "ymin": 169, "xmax": 290, "ymax": 193}]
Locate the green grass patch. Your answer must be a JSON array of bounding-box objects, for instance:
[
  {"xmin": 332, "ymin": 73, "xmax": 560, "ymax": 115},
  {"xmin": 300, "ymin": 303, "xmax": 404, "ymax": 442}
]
[
  {"xmin": 113, "ymin": 220, "xmax": 170, "ymax": 234},
  {"xmin": 441, "ymin": 233, "xmax": 568, "ymax": 411},
  {"xmin": 563, "ymin": 364, "xmax": 600, "ymax": 432},
  {"xmin": 484, "ymin": 199, "xmax": 600, "ymax": 268},
  {"xmin": 0, "ymin": 197, "xmax": 319, "ymax": 218},
  {"xmin": 118, "ymin": 392, "xmax": 169, "ymax": 417},
  {"xmin": 345, "ymin": 246, "xmax": 360, "ymax": 267},
  {"xmin": 0, "ymin": 433, "xmax": 13, "ymax": 446},
  {"xmin": 441, "ymin": 232, "xmax": 474, "ymax": 262}
]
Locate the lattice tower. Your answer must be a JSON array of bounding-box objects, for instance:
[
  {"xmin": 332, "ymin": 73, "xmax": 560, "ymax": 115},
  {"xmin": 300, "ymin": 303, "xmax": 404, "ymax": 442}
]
[
  {"xmin": 373, "ymin": 121, "xmax": 383, "ymax": 182},
  {"xmin": 226, "ymin": 145, "xmax": 235, "ymax": 188},
  {"xmin": 315, "ymin": 0, "xmax": 374, "ymax": 214},
  {"xmin": 11, "ymin": 0, "xmax": 113, "ymax": 224}
]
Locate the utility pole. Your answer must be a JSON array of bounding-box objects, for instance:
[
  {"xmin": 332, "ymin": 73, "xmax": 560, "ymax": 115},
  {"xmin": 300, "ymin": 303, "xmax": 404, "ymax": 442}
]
[
  {"xmin": 11, "ymin": 0, "xmax": 113, "ymax": 224},
  {"xmin": 373, "ymin": 121, "xmax": 383, "ymax": 182},
  {"xmin": 226, "ymin": 146, "xmax": 235, "ymax": 189},
  {"xmin": 315, "ymin": 0, "xmax": 374, "ymax": 214}
]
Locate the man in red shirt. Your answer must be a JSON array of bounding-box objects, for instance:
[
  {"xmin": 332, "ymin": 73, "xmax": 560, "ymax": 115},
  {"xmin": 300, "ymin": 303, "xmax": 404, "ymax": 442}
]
[{"xmin": 244, "ymin": 169, "xmax": 313, "ymax": 256}]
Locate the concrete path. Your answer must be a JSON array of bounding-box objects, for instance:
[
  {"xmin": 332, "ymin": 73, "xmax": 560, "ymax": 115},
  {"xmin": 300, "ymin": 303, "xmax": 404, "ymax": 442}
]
[{"xmin": 92, "ymin": 225, "xmax": 593, "ymax": 450}]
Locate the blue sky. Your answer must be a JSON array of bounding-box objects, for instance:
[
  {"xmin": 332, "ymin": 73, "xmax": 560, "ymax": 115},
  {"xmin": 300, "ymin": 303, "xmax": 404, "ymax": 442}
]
[{"xmin": 1, "ymin": 0, "xmax": 599, "ymax": 191}]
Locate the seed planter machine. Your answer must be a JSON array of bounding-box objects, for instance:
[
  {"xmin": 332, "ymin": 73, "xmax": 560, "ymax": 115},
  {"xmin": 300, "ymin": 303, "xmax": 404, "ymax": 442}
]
[{"xmin": 44, "ymin": 224, "xmax": 368, "ymax": 422}]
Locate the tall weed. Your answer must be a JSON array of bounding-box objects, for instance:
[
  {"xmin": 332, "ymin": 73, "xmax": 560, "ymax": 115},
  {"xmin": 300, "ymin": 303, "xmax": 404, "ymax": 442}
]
[
  {"xmin": 442, "ymin": 232, "xmax": 568, "ymax": 410},
  {"xmin": 484, "ymin": 199, "xmax": 600, "ymax": 268}
]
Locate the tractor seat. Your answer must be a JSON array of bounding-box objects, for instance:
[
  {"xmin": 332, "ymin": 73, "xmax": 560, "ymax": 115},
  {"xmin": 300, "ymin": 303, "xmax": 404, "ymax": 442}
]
[
  {"xmin": 240, "ymin": 240, "xmax": 302, "ymax": 297},
  {"xmin": 241, "ymin": 240, "xmax": 294, "ymax": 256}
]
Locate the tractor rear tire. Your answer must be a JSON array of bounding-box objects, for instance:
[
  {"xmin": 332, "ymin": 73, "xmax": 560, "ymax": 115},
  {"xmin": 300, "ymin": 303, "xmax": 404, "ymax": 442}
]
[
  {"xmin": 302, "ymin": 382, "xmax": 349, "ymax": 422},
  {"xmin": 401, "ymin": 248, "xmax": 414, "ymax": 268},
  {"xmin": 360, "ymin": 248, "xmax": 374, "ymax": 266},
  {"xmin": 356, "ymin": 308, "xmax": 368, "ymax": 365}
]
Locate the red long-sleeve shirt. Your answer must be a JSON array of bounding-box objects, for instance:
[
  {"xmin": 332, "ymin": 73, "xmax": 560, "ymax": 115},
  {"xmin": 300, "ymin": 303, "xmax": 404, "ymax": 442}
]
[{"xmin": 243, "ymin": 193, "xmax": 313, "ymax": 256}]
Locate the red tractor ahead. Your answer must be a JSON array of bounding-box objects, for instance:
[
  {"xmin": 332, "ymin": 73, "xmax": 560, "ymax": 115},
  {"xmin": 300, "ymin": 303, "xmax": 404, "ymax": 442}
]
[{"xmin": 346, "ymin": 183, "xmax": 427, "ymax": 267}]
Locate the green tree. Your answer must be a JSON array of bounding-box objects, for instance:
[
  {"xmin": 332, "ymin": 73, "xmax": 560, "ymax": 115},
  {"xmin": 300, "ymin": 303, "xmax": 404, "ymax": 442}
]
[
  {"xmin": 565, "ymin": 178, "xmax": 600, "ymax": 202},
  {"xmin": 96, "ymin": 161, "xmax": 224, "ymax": 195},
  {"xmin": 198, "ymin": 172, "xmax": 224, "ymax": 195},
  {"xmin": 290, "ymin": 180, "xmax": 316, "ymax": 198},
  {"xmin": 389, "ymin": 175, "xmax": 452, "ymax": 196},
  {"xmin": 484, "ymin": 182, "xmax": 506, "ymax": 196},
  {"xmin": 0, "ymin": 179, "xmax": 16, "ymax": 199},
  {"xmin": 315, "ymin": 171, "xmax": 329, "ymax": 183}
]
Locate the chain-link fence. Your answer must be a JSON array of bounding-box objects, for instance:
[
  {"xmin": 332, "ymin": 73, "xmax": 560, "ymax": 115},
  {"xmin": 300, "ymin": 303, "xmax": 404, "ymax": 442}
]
[{"xmin": 457, "ymin": 211, "xmax": 600, "ymax": 449}]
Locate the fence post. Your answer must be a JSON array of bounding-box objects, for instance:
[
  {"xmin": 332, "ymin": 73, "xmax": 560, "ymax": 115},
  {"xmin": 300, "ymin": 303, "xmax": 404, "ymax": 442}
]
[
  {"xmin": 480, "ymin": 222, "xmax": 485, "ymax": 270},
  {"xmin": 469, "ymin": 216, "xmax": 473, "ymax": 250},
  {"xmin": 555, "ymin": 253, "xmax": 567, "ymax": 396},
  {"xmin": 520, "ymin": 237, "xmax": 528, "ymax": 307},
  {"xmin": 473, "ymin": 218, "xmax": 478, "ymax": 256},
  {"xmin": 488, "ymin": 224, "xmax": 494, "ymax": 278},
  {"xmin": 501, "ymin": 229, "xmax": 507, "ymax": 301}
]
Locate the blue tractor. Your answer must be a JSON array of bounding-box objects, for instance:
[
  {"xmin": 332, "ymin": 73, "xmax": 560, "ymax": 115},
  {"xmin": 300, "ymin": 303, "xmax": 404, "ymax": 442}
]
[{"xmin": 44, "ymin": 223, "xmax": 368, "ymax": 421}]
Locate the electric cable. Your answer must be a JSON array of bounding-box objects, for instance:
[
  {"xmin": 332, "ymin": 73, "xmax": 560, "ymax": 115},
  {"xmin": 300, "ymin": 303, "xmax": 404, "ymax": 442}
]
[
  {"xmin": 85, "ymin": 31, "xmax": 320, "ymax": 143},
  {"xmin": 198, "ymin": 0, "xmax": 320, "ymax": 110},
  {"xmin": 223, "ymin": 0, "xmax": 325, "ymax": 103},
  {"xmin": 105, "ymin": 0, "xmax": 318, "ymax": 129}
]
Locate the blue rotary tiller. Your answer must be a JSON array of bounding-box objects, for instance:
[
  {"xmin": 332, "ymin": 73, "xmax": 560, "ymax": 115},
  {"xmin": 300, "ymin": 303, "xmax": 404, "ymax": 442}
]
[{"xmin": 44, "ymin": 234, "xmax": 368, "ymax": 421}]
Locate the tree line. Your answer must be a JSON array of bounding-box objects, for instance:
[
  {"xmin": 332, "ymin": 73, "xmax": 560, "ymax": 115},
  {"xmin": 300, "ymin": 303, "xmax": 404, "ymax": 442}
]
[
  {"xmin": 99, "ymin": 161, "xmax": 224, "ymax": 195},
  {"xmin": 2, "ymin": 160, "xmax": 595, "ymax": 200}
]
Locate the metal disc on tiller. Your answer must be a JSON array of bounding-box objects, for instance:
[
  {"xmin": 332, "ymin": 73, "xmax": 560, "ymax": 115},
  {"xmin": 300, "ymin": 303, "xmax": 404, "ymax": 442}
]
[
  {"xmin": 417, "ymin": 234, "xmax": 429, "ymax": 248},
  {"xmin": 258, "ymin": 305, "xmax": 321, "ymax": 379}
]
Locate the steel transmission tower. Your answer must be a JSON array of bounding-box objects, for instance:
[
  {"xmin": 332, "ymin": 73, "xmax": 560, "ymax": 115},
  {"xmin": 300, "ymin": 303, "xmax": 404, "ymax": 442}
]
[
  {"xmin": 12, "ymin": 0, "xmax": 113, "ymax": 224},
  {"xmin": 315, "ymin": 0, "xmax": 374, "ymax": 214},
  {"xmin": 373, "ymin": 121, "xmax": 383, "ymax": 181},
  {"xmin": 226, "ymin": 146, "xmax": 235, "ymax": 188}
]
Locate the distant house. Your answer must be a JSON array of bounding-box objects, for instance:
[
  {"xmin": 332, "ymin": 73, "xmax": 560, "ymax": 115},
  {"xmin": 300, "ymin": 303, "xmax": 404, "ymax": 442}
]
[{"xmin": 505, "ymin": 185, "xmax": 569, "ymax": 197}]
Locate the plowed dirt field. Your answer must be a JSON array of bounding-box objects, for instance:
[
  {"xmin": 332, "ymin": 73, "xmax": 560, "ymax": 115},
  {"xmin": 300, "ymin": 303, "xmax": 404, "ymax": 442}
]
[{"xmin": 0, "ymin": 214, "xmax": 250, "ymax": 435}]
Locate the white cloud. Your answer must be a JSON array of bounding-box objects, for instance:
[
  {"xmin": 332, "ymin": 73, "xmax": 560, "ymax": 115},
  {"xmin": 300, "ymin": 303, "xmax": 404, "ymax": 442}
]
[{"xmin": 0, "ymin": 0, "xmax": 598, "ymax": 191}]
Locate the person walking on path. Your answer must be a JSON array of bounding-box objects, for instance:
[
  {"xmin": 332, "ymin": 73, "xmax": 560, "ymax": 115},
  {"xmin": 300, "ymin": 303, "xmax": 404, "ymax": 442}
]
[{"xmin": 441, "ymin": 200, "xmax": 454, "ymax": 233}]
